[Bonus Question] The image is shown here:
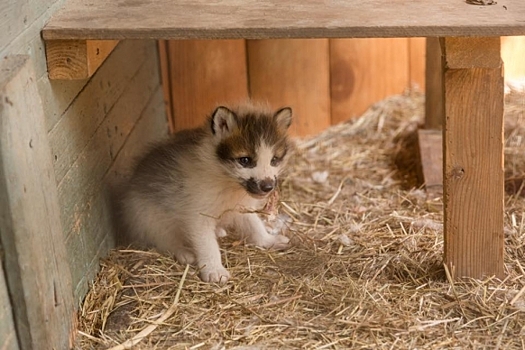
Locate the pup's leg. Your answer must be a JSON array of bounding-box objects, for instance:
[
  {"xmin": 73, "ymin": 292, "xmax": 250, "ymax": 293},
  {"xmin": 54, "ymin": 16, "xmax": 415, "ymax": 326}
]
[
  {"xmin": 228, "ymin": 212, "xmax": 290, "ymax": 250},
  {"xmin": 188, "ymin": 219, "xmax": 230, "ymax": 283}
]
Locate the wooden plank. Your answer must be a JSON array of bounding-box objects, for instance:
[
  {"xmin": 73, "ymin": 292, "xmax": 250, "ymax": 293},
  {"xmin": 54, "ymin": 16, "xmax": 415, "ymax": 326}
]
[
  {"xmin": 167, "ymin": 40, "xmax": 248, "ymax": 131},
  {"xmin": 417, "ymin": 129, "xmax": 443, "ymax": 199},
  {"xmin": 442, "ymin": 37, "xmax": 505, "ymax": 279},
  {"xmin": 58, "ymin": 52, "xmax": 161, "ymax": 250},
  {"xmin": 46, "ymin": 39, "xmax": 118, "ymax": 79},
  {"xmin": 330, "ymin": 38, "xmax": 409, "ymax": 123},
  {"xmin": 72, "ymin": 89, "xmax": 167, "ymax": 299},
  {"xmin": 49, "ymin": 40, "xmax": 154, "ymax": 182},
  {"xmin": 0, "ymin": 258, "xmax": 20, "ymax": 350},
  {"xmin": 409, "ymin": 37, "xmax": 426, "ymax": 91},
  {"xmin": 0, "ymin": 55, "xmax": 74, "ymax": 350},
  {"xmin": 425, "ymin": 37, "xmax": 444, "ymax": 129},
  {"xmin": 42, "ymin": 0, "xmax": 525, "ymax": 40},
  {"xmin": 248, "ymin": 39, "xmax": 330, "ymax": 136}
]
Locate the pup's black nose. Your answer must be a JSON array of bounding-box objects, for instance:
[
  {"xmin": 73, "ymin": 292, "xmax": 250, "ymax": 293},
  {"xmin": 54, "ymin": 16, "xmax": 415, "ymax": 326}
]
[{"xmin": 259, "ymin": 179, "xmax": 274, "ymax": 193}]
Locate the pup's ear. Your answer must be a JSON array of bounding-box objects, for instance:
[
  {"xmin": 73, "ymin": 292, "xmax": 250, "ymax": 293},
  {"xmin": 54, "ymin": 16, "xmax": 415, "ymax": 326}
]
[
  {"xmin": 211, "ymin": 106, "xmax": 238, "ymax": 139},
  {"xmin": 273, "ymin": 107, "xmax": 292, "ymax": 131}
]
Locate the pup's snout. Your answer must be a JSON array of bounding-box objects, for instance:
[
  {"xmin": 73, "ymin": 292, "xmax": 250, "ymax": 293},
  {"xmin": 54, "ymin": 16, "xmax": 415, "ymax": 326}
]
[
  {"xmin": 259, "ymin": 178, "xmax": 275, "ymax": 193},
  {"xmin": 245, "ymin": 177, "xmax": 276, "ymax": 196}
]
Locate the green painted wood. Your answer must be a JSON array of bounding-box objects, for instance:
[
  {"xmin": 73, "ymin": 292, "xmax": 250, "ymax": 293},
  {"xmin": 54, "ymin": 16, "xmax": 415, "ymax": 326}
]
[{"xmin": 0, "ymin": 55, "xmax": 74, "ymax": 350}]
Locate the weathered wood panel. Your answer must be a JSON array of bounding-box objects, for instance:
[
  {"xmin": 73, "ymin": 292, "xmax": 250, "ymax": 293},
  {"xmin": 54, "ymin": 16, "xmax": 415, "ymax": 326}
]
[
  {"xmin": 0, "ymin": 258, "xmax": 19, "ymax": 350},
  {"xmin": 49, "ymin": 40, "xmax": 153, "ymax": 182},
  {"xmin": 248, "ymin": 39, "xmax": 331, "ymax": 136},
  {"xmin": 442, "ymin": 37, "xmax": 505, "ymax": 279},
  {"xmin": 0, "ymin": 55, "xmax": 74, "ymax": 350},
  {"xmin": 43, "ymin": 0, "xmax": 525, "ymax": 40},
  {"xmin": 55, "ymin": 44, "xmax": 164, "ymax": 297},
  {"xmin": 0, "ymin": 0, "xmax": 56, "ymax": 52},
  {"xmin": 167, "ymin": 40, "xmax": 248, "ymax": 131},
  {"xmin": 330, "ymin": 38, "xmax": 409, "ymax": 123}
]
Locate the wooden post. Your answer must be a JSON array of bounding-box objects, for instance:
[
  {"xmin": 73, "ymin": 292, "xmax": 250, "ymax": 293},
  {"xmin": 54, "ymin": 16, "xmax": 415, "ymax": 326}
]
[
  {"xmin": 0, "ymin": 56, "xmax": 75, "ymax": 348},
  {"xmin": 441, "ymin": 37, "xmax": 505, "ymax": 279},
  {"xmin": 247, "ymin": 39, "xmax": 331, "ymax": 136}
]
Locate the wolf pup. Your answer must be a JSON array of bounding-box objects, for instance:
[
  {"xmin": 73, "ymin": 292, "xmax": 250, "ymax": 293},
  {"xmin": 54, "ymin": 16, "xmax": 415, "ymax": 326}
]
[{"xmin": 121, "ymin": 102, "xmax": 293, "ymax": 283}]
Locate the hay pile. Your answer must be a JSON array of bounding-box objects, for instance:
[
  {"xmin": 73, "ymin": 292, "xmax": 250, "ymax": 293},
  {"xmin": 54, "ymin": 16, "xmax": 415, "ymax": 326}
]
[{"xmin": 76, "ymin": 90, "xmax": 525, "ymax": 349}]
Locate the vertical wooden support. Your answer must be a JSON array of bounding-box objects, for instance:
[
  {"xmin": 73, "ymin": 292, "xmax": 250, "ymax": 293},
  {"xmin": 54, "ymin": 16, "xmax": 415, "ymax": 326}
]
[
  {"xmin": 442, "ymin": 37, "xmax": 505, "ymax": 279},
  {"xmin": 0, "ymin": 56, "xmax": 74, "ymax": 349},
  {"xmin": 330, "ymin": 38, "xmax": 409, "ymax": 124},
  {"xmin": 425, "ymin": 37, "xmax": 444, "ymax": 129},
  {"xmin": 166, "ymin": 40, "xmax": 248, "ymax": 131},
  {"xmin": 248, "ymin": 39, "xmax": 331, "ymax": 136}
]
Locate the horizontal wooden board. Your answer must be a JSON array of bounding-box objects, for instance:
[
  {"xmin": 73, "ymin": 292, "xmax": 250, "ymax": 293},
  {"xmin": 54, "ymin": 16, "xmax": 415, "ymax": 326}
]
[{"xmin": 43, "ymin": 0, "xmax": 525, "ymax": 40}]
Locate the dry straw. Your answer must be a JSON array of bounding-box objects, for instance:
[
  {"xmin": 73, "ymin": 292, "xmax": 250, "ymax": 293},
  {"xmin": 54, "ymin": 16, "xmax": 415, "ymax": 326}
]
[{"xmin": 76, "ymin": 89, "xmax": 525, "ymax": 349}]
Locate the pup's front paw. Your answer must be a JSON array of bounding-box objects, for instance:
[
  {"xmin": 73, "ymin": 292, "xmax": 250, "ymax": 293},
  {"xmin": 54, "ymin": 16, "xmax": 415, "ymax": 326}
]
[
  {"xmin": 259, "ymin": 234, "xmax": 290, "ymax": 250},
  {"xmin": 199, "ymin": 264, "xmax": 231, "ymax": 284},
  {"xmin": 173, "ymin": 249, "xmax": 196, "ymax": 265}
]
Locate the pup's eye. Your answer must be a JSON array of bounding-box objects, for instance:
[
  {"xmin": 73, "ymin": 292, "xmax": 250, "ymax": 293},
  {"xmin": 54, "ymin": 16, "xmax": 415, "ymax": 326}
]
[
  {"xmin": 271, "ymin": 156, "xmax": 281, "ymax": 166},
  {"xmin": 237, "ymin": 157, "xmax": 252, "ymax": 167}
]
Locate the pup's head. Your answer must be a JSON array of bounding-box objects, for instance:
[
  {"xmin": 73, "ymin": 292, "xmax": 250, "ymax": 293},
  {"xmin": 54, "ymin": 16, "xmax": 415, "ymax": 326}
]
[{"xmin": 210, "ymin": 103, "xmax": 292, "ymax": 199}]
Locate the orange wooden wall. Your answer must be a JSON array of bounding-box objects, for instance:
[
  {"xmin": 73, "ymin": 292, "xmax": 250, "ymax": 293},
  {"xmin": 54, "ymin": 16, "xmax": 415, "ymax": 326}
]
[{"xmin": 160, "ymin": 37, "xmax": 525, "ymax": 137}]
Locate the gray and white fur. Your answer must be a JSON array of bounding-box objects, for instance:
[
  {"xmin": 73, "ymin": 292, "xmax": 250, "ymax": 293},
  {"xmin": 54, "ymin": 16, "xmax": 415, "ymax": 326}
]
[{"xmin": 120, "ymin": 102, "xmax": 293, "ymax": 283}]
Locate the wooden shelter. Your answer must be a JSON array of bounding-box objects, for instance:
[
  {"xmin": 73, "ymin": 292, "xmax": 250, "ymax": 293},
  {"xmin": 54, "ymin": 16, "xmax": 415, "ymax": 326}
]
[{"xmin": 1, "ymin": 0, "xmax": 525, "ymax": 348}]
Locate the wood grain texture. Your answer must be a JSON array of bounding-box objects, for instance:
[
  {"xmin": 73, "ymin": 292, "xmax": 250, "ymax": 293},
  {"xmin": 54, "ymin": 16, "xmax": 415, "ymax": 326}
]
[
  {"xmin": 56, "ymin": 49, "xmax": 163, "ymax": 296},
  {"xmin": 46, "ymin": 39, "xmax": 118, "ymax": 79},
  {"xmin": 442, "ymin": 37, "xmax": 505, "ymax": 279},
  {"xmin": 425, "ymin": 37, "xmax": 444, "ymax": 129},
  {"xmin": 0, "ymin": 0, "xmax": 56, "ymax": 52},
  {"xmin": 167, "ymin": 40, "xmax": 248, "ymax": 131},
  {"xmin": 71, "ymin": 89, "xmax": 167, "ymax": 299},
  {"xmin": 0, "ymin": 55, "xmax": 74, "ymax": 350},
  {"xmin": 248, "ymin": 39, "xmax": 330, "ymax": 136},
  {"xmin": 330, "ymin": 38, "xmax": 409, "ymax": 123},
  {"xmin": 49, "ymin": 40, "xmax": 153, "ymax": 183},
  {"xmin": 42, "ymin": 0, "xmax": 525, "ymax": 40},
  {"xmin": 0, "ymin": 258, "xmax": 20, "ymax": 350}
]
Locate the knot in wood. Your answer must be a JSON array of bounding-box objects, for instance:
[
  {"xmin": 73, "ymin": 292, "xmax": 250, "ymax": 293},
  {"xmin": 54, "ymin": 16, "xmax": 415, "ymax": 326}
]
[{"xmin": 450, "ymin": 166, "xmax": 465, "ymax": 180}]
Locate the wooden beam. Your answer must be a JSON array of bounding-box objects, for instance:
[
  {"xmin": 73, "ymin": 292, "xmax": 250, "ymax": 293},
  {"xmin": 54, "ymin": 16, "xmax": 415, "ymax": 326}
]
[
  {"xmin": 0, "ymin": 56, "xmax": 75, "ymax": 349},
  {"xmin": 45, "ymin": 40, "xmax": 118, "ymax": 79},
  {"xmin": 441, "ymin": 37, "xmax": 505, "ymax": 279},
  {"xmin": 248, "ymin": 39, "xmax": 331, "ymax": 136}
]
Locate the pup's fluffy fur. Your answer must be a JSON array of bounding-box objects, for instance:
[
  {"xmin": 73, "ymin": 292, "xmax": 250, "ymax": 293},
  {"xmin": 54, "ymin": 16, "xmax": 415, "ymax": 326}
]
[{"xmin": 120, "ymin": 102, "xmax": 293, "ymax": 283}]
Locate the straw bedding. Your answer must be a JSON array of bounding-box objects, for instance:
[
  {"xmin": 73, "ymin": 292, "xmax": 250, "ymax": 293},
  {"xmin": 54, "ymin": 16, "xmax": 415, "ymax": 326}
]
[{"xmin": 76, "ymin": 89, "xmax": 525, "ymax": 349}]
